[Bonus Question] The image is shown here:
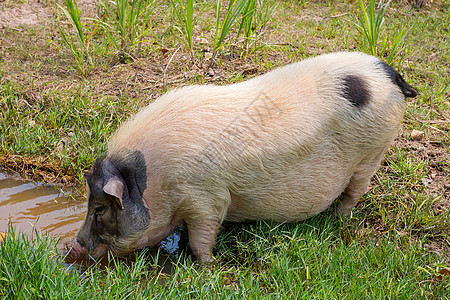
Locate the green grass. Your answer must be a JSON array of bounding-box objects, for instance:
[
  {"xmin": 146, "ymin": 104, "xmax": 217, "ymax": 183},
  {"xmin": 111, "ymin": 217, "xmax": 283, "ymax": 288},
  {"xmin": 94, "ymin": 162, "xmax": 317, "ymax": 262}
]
[
  {"xmin": 1, "ymin": 218, "xmax": 449, "ymax": 299},
  {"xmin": 0, "ymin": 79, "xmax": 138, "ymax": 182},
  {"xmin": 0, "ymin": 227, "xmax": 85, "ymax": 299},
  {"xmin": 357, "ymin": 0, "xmax": 408, "ymax": 66},
  {"xmin": 171, "ymin": 0, "xmax": 195, "ymax": 55},
  {"xmin": 58, "ymin": 0, "xmax": 92, "ymax": 71},
  {"xmin": 0, "ymin": 0, "xmax": 449, "ymax": 298},
  {"xmin": 237, "ymin": 0, "xmax": 278, "ymax": 53},
  {"xmin": 213, "ymin": 0, "xmax": 247, "ymax": 58},
  {"xmin": 58, "ymin": 0, "xmax": 155, "ymax": 67}
]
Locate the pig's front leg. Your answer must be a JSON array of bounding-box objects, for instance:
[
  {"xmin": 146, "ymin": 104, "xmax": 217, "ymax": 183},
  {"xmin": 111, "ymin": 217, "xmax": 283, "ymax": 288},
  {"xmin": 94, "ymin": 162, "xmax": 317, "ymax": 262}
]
[
  {"xmin": 137, "ymin": 223, "xmax": 178, "ymax": 248},
  {"xmin": 186, "ymin": 217, "xmax": 221, "ymax": 263}
]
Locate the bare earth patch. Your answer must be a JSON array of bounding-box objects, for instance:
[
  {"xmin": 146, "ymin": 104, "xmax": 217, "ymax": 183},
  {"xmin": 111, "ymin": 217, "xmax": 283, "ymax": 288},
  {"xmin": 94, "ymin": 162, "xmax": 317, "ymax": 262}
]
[
  {"xmin": 393, "ymin": 134, "xmax": 450, "ymax": 209},
  {"xmin": 0, "ymin": 0, "xmax": 99, "ymax": 28},
  {"xmin": 0, "ymin": 1, "xmax": 53, "ymax": 28}
]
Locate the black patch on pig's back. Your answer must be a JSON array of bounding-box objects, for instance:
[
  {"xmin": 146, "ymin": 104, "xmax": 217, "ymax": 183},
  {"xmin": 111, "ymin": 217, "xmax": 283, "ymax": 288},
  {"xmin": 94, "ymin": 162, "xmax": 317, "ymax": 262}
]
[{"xmin": 340, "ymin": 75, "xmax": 370, "ymax": 108}]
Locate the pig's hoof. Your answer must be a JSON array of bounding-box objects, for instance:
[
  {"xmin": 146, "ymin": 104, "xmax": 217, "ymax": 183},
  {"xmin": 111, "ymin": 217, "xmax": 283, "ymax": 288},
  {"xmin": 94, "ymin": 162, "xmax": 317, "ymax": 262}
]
[
  {"xmin": 334, "ymin": 205, "xmax": 352, "ymax": 218},
  {"xmin": 198, "ymin": 255, "xmax": 217, "ymax": 265}
]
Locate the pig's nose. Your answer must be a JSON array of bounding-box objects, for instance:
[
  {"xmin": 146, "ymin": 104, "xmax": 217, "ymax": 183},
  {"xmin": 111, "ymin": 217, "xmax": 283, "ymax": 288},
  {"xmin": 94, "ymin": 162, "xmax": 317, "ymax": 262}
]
[{"xmin": 76, "ymin": 237, "xmax": 85, "ymax": 248}]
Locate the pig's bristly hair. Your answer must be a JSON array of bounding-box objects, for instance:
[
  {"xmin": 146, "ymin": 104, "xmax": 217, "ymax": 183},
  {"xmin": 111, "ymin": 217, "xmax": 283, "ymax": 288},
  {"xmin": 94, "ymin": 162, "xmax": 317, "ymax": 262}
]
[{"xmin": 340, "ymin": 75, "xmax": 371, "ymax": 108}]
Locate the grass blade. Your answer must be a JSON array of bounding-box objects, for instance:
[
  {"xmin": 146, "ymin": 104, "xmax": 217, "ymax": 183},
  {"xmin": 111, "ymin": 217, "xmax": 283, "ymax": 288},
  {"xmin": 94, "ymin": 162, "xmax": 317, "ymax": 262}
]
[
  {"xmin": 213, "ymin": 0, "xmax": 247, "ymax": 57},
  {"xmin": 171, "ymin": 0, "xmax": 195, "ymax": 54}
]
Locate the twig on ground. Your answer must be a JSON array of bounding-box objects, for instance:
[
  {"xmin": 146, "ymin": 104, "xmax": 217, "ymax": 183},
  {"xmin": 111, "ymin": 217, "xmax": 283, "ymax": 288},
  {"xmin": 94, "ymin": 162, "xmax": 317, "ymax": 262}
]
[{"xmin": 163, "ymin": 46, "xmax": 182, "ymax": 85}]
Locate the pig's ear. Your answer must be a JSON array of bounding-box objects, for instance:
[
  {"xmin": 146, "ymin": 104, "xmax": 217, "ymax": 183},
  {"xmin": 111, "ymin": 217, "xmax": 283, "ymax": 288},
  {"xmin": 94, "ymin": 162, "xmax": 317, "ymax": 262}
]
[{"xmin": 103, "ymin": 177, "xmax": 124, "ymax": 210}]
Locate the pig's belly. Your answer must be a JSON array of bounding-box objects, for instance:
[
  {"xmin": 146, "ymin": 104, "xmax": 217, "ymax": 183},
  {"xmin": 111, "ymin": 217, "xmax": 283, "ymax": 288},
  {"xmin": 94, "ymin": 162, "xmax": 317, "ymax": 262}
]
[
  {"xmin": 225, "ymin": 186, "xmax": 343, "ymax": 222},
  {"xmin": 225, "ymin": 159, "xmax": 354, "ymax": 222}
]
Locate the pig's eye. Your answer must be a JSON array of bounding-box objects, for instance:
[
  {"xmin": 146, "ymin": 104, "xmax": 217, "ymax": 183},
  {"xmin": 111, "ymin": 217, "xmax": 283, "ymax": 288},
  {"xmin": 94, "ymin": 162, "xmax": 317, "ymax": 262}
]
[
  {"xmin": 94, "ymin": 207, "xmax": 105, "ymax": 231},
  {"xmin": 94, "ymin": 206, "xmax": 107, "ymax": 216}
]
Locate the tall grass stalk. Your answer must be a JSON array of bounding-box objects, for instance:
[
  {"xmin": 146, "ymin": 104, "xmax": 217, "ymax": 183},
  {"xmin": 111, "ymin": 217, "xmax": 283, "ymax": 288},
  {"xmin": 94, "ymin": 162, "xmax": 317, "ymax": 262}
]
[
  {"xmin": 237, "ymin": 0, "xmax": 278, "ymax": 52},
  {"xmin": 98, "ymin": 0, "xmax": 155, "ymax": 62},
  {"xmin": 237, "ymin": 0, "xmax": 256, "ymax": 49},
  {"xmin": 171, "ymin": 0, "xmax": 195, "ymax": 56},
  {"xmin": 58, "ymin": 0, "xmax": 95, "ymax": 72},
  {"xmin": 357, "ymin": 0, "xmax": 389, "ymax": 56},
  {"xmin": 383, "ymin": 27, "xmax": 408, "ymax": 65},
  {"xmin": 213, "ymin": 0, "xmax": 247, "ymax": 58},
  {"xmin": 116, "ymin": 0, "xmax": 154, "ymax": 57},
  {"xmin": 357, "ymin": 0, "xmax": 407, "ymax": 66}
]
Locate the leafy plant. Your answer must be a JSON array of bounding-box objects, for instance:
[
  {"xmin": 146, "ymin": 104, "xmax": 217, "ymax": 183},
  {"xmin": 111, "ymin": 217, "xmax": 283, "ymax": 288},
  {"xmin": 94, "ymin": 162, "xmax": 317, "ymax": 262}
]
[
  {"xmin": 382, "ymin": 27, "xmax": 408, "ymax": 65},
  {"xmin": 98, "ymin": 0, "xmax": 155, "ymax": 62},
  {"xmin": 357, "ymin": 0, "xmax": 407, "ymax": 65},
  {"xmin": 58, "ymin": 0, "xmax": 97, "ymax": 73},
  {"xmin": 357, "ymin": 0, "xmax": 388, "ymax": 56},
  {"xmin": 213, "ymin": 0, "xmax": 247, "ymax": 58},
  {"xmin": 171, "ymin": 0, "xmax": 195, "ymax": 55},
  {"xmin": 237, "ymin": 0, "xmax": 278, "ymax": 52},
  {"xmin": 237, "ymin": 0, "xmax": 256, "ymax": 43}
]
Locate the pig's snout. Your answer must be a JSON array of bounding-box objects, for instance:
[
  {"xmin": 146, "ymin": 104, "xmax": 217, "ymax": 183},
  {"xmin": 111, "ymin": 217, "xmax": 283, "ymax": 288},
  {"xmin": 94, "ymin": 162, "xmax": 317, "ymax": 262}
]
[
  {"xmin": 66, "ymin": 238, "xmax": 88, "ymax": 259},
  {"xmin": 66, "ymin": 238, "xmax": 109, "ymax": 260}
]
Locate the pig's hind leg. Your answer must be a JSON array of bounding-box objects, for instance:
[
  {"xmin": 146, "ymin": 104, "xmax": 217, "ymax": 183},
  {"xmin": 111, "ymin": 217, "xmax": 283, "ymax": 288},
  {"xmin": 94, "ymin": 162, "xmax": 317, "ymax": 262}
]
[{"xmin": 336, "ymin": 149, "xmax": 386, "ymax": 217}]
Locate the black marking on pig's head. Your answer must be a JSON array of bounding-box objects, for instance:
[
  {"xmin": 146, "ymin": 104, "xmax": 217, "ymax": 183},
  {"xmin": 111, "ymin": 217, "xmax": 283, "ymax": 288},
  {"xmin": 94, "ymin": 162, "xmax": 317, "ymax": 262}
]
[
  {"xmin": 77, "ymin": 150, "xmax": 150, "ymax": 257},
  {"xmin": 340, "ymin": 75, "xmax": 370, "ymax": 108},
  {"xmin": 376, "ymin": 61, "xmax": 418, "ymax": 98}
]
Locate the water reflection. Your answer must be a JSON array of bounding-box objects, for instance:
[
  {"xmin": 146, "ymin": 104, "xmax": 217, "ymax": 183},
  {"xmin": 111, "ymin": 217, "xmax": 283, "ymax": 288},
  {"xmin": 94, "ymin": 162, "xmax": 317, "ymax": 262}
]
[{"xmin": 0, "ymin": 172, "xmax": 86, "ymax": 246}]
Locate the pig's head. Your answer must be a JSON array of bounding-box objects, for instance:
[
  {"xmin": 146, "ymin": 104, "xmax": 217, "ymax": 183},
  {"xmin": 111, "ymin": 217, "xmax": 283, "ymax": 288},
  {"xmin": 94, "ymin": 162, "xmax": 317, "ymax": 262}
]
[{"xmin": 67, "ymin": 150, "xmax": 150, "ymax": 259}]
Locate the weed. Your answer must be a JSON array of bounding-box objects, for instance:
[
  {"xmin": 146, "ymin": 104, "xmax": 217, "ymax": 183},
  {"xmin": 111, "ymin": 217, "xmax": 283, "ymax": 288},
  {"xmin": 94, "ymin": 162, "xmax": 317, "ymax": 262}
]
[
  {"xmin": 357, "ymin": 0, "xmax": 408, "ymax": 66},
  {"xmin": 171, "ymin": 0, "xmax": 196, "ymax": 56},
  {"xmin": 357, "ymin": 0, "xmax": 388, "ymax": 56},
  {"xmin": 58, "ymin": 0, "xmax": 97, "ymax": 74},
  {"xmin": 213, "ymin": 0, "xmax": 247, "ymax": 58},
  {"xmin": 381, "ymin": 26, "xmax": 408, "ymax": 66},
  {"xmin": 98, "ymin": 0, "xmax": 155, "ymax": 62},
  {"xmin": 237, "ymin": 0, "xmax": 257, "ymax": 48},
  {"xmin": 237, "ymin": 0, "xmax": 278, "ymax": 53}
]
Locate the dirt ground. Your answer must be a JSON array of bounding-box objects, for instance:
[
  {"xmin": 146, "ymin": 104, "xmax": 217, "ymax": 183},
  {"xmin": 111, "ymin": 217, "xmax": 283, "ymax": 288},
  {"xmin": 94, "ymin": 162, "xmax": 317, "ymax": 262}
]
[
  {"xmin": 393, "ymin": 134, "xmax": 450, "ymax": 208},
  {"xmin": 0, "ymin": 0, "xmax": 99, "ymax": 28},
  {"xmin": 0, "ymin": 1, "xmax": 51, "ymax": 28}
]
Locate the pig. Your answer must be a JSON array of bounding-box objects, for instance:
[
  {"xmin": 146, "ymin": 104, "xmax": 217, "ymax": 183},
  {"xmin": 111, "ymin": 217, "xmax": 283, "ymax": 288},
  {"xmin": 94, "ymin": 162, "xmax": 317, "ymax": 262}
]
[{"xmin": 67, "ymin": 52, "xmax": 417, "ymax": 263}]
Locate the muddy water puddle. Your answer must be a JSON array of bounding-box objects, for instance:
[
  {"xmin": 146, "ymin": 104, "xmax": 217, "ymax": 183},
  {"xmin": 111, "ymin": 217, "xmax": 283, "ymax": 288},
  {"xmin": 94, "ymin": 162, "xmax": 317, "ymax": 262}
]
[
  {"xmin": 0, "ymin": 172, "xmax": 86, "ymax": 246},
  {"xmin": 0, "ymin": 172, "xmax": 188, "ymax": 274}
]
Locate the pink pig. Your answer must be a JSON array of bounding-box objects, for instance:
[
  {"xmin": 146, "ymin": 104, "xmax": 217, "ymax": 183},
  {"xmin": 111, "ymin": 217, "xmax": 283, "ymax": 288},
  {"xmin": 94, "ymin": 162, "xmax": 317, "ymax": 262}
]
[{"xmin": 67, "ymin": 52, "xmax": 417, "ymax": 262}]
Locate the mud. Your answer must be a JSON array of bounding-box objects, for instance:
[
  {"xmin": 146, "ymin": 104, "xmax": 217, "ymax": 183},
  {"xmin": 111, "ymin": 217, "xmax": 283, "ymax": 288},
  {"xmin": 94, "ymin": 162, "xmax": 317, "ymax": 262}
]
[{"xmin": 0, "ymin": 172, "xmax": 86, "ymax": 247}]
